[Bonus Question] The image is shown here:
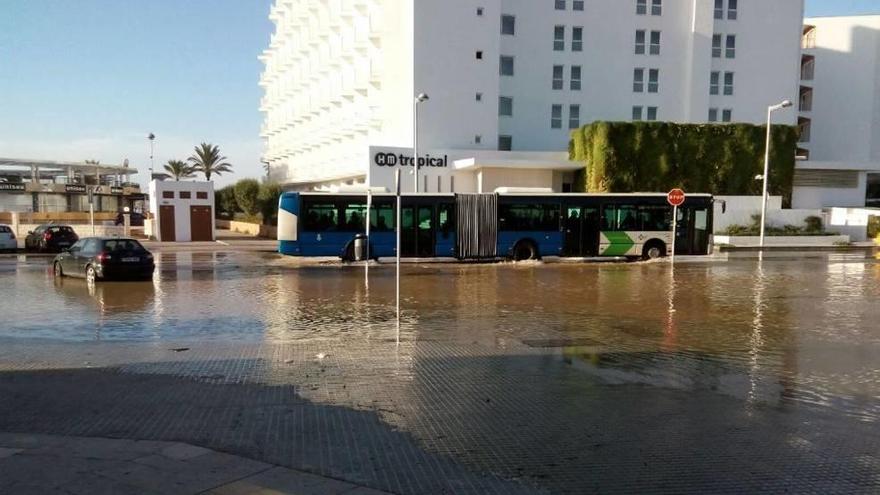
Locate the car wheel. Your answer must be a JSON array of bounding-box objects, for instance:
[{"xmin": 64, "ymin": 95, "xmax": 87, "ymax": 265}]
[
  {"xmin": 86, "ymin": 265, "xmax": 97, "ymax": 284},
  {"xmin": 53, "ymin": 262, "xmax": 63, "ymax": 278}
]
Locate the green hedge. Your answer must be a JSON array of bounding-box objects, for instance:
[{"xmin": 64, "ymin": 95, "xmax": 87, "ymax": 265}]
[{"xmin": 569, "ymin": 122, "xmax": 799, "ymax": 205}]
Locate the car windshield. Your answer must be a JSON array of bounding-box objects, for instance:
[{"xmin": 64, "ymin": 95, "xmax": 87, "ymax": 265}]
[
  {"xmin": 101, "ymin": 239, "xmax": 146, "ymax": 253},
  {"xmin": 0, "ymin": 226, "xmax": 10, "ymax": 233},
  {"xmin": 48, "ymin": 226, "xmax": 74, "ymax": 234}
]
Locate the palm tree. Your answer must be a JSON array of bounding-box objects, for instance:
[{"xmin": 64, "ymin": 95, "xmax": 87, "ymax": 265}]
[
  {"xmin": 187, "ymin": 143, "xmax": 233, "ymax": 181},
  {"xmin": 163, "ymin": 160, "xmax": 195, "ymax": 181}
]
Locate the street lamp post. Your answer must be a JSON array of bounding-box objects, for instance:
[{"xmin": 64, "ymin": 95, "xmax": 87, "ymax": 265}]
[
  {"xmin": 759, "ymin": 100, "xmax": 793, "ymax": 249},
  {"xmin": 147, "ymin": 133, "xmax": 156, "ymax": 179},
  {"xmin": 413, "ymin": 93, "xmax": 429, "ymax": 193}
]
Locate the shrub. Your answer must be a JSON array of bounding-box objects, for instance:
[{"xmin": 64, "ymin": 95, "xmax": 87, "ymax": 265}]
[
  {"xmin": 258, "ymin": 182, "xmax": 283, "ymax": 226},
  {"xmin": 570, "ymin": 122, "xmax": 799, "ymax": 204},
  {"xmin": 869, "ymin": 215, "xmax": 880, "ymax": 239},
  {"xmin": 804, "ymin": 215, "xmax": 823, "ymax": 233},
  {"xmin": 234, "ymin": 179, "xmax": 261, "ymax": 217},
  {"xmin": 215, "ymin": 185, "xmax": 238, "ymax": 219}
]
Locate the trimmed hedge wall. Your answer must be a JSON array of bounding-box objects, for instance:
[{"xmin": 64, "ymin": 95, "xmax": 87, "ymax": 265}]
[{"xmin": 569, "ymin": 122, "xmax": 799, "ymax": 204}]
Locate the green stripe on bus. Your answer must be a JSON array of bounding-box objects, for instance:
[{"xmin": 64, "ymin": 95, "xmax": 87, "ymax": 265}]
[{"xmin": 602, "ymin": 231, "xmax": 634, "ymax": 256}]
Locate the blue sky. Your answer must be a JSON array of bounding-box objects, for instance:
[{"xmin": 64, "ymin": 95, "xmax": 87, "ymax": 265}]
[{"xmin": 0, "ymin": 0, "xmax": 877, "ymax": 186}]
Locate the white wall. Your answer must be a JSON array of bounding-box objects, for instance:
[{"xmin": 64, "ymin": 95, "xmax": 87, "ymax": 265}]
[
  {"xmin": 713, "ymin": 195, "xmax": 822, "ymax": 233},
  {"xmin": 148, "ymin": 180, "xmax": 215, "ymax": 242}
]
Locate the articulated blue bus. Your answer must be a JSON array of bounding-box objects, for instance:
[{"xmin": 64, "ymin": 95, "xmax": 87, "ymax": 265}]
[{"xmin": 278, "ymin": 192, "xmax": 714, "ymax": 260}]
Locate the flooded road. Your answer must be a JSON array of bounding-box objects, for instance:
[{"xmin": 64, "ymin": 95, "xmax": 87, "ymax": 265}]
[{"xmin": 1, "ymin": 251, "xmax": 879, "ymax": 493}]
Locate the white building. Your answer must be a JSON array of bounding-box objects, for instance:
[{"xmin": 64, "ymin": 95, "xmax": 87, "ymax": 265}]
[
  {"xmin": 794, "ymin": 15, "xmax": 880, "ymax": 210},
  {"xmin": 260, "ymin": 0, "xmax": 804, "ymax": 192},
  {"xmin": 147, "ymin": 180, "xmax": 215, "ymax": 242}
]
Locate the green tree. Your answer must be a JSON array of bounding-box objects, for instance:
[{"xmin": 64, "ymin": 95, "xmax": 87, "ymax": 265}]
[
  {"xmin": 258, "ymin": 182, "xmax": 283, "ymax": 225},
  {"xmin": 215, "ymin": 185, "xmax": 238, "ymax": 218},
  {"xmin": 163, "ymin": 160, "xmax": 194, "ymax": 181},
  {"xmin": 234, "ymin": 179, "xmax": 261, "ymax": 217},
  {"xmin": 188, "ymin": 143, "xmax": 233, "ymax": 181}
]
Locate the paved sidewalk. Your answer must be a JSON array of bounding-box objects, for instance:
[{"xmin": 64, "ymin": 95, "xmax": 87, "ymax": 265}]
[{"xmin": 0, "ymin": 433, "xmax": 390, "ymax": 495}]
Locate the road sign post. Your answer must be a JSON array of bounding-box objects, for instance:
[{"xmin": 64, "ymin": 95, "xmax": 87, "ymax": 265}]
[{"xmin": 667, "ymin": 189, "xmax": 685, "ymax": 263}]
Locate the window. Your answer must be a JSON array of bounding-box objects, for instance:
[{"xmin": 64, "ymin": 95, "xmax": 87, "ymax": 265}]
[
  {"xmin": 475, "ymin": 135, "xmax": 482, "ymax": 144},
  {"xmin": 638, "ymin": 205, "xmax": 672, "ymax": 231},
  {"xmin": 569, "ymin": 104, "xmax": 580, "ymax": 129},
  {"xmin": 635, "ymin": 30, "xmax": 646, "ymax": 54},
  {"xmin": 633, "ymin": 68, "xmax": 645, "ymax": 92},
  {"xmin": 476, "ymin": 51, "xmax": 483, "ymax": 60},
  {"xmin": 370, "ymin": 200, "xmax": 395, "ymax": 232},
  {"xmin": 724, "ymin": 71, "xmax": 734, "ymax": 95},
  {"xmin": 500, "ymin": 55, "xmax": 514, "ymax": 75},
  {"xmin": 866, "ymin": 173, "xmax": 880, "ymax": 207},
  {"xmin": 651, "ymin": 0, "xmax": 661, "ymax": 16},
  {"xmin": 179, "ymin": 191, "xmax": 191, "ymax": 199},
  {"xmin": 554, "ymin": 26, "xmax": 565, "ymax": 51},
  {"xmin": 572, "ymin": 27, "xmax": 583, "ymax": 51},
  {"xmin": 570, "ymin": 65, "xmax": 582, "ymax": 90},
  {"xmin": 439, "ymin": 203, "xmax": 455, "ymax": 238},
  {"xmin": 303, "ymin": 201, "xmax": 339, "ymax": 231},
  {"xmin": 648, "ymin": 69, "xmax": 659, "ymax": 93},
  {"xmin": 650, "ymin": 30, "xmax": 661, "ymax": 55},
  {"xmin": 712, "ymin": 34, "xmax": 722, "ymax": 57},
  {"xmin": 708, "ymin": 108, "xmax": 718, "ymax": 122},
  {"xmin": 722, "ymin": 109, "xmax": 732, "ymax": 122},
  {"xmin": 196, "ymin": 191, "xmax": 208, "ymax": 199},
  {"xmin": 555, "ymin": 0, "xmax": 566, "ymax": 10},
  {"xmin": 728, "ymin": 0, "xmax": 737, "ymax": 20},
  {"xmin": 632, "ymin": 106, "xmax": 643, "ymax": 121},
  {"xmin": 501, "ymin": 15, "xmax": 515, "ymax": 35},
  {"xmin": 476, "ymin": 92, "xmax": 483, "ymax": 101},
  {"xmin": 714, "ymin": 0, "xmax": 723, "ymax": 19},
  {"xmin": 573, "ymin": 0, "xmax": 584, "ymax": 11},
  {"xmin": 646, "ymin": 106, "xmax": 658, "ymax": 121},
  {"xmin": 499, "ymin": 204, "xmax": 560, "ymax": 231},
  {"xmin": 499, "ymin": 96, "xmax": 513, "ymax": 116},
  {"xmin": 636, "ymin": 0, "xmax": 647, "ymax": 15},
  {"xmin": 498, "ymin": 135, "xmax": 512, "ymax": 151},
  {"xmin": 710, "ymin": 71, "xmax": 720, "ymax": 95},
  {"xmin": 602, "ymin": 205, "xmax": 639, "ymax": 231},
  {"xmin": 551, "ymin": 104, "xmax": 563, "ymax": 129},
  {"xmin": 552, "ymin": 65, "xmax": 564, "ymax": 90},
  {"xmin": 162, "ymin": 191, "xmax": 174, "ymax": 199},
  {"xmin": 477, "ymin": 7, "xmax": 484, "ymax": 16},
  {"xmin": 102, "ymin": 239, "xmax": 147, "ymax": 253},
  {"xmin": 726, "ymin": 34, "xmax": 736, "ymax": 58}
]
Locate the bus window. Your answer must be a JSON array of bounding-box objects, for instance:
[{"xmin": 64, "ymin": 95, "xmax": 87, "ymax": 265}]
[
  {"xmin": 602, "ymin": 205, "xmax": 638, "ymax": 231},
  {"xmin": 638, "ymin": 205, "xmax": 671, "ymax": 231},
  {"xmin": 499, "ymin": 204, "xmax": 559, "ymax": 231},
  {"xmin": 303, "ymin": 203, "xmax": 339, "ymax": 231},
  {"xmin": 439, "ymin": 203, "xmax": 454, "ymax": 238},
  {"xmin": 370, "ymin": 202, "xmax": 394, "ymax": 232},
  {"xmin": 342, "ymin": 203, "xmax": 367, "ymax": 231}
]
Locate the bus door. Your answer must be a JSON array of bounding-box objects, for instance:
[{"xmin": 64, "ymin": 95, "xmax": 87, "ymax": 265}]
[
  {"xmin": 562, "ymin": 206, "xmax": 600, "ymax": 257},
  {"xmin": 562, "ymin": 206, "xmax": 599, "ymax": 257},
  {"xmin": 401, "ymin": 205, "xmax": 435, "ymax": 257},
  {"xmin": 674, "ymin": 206, "xmax": 710, "ymax": 255}
]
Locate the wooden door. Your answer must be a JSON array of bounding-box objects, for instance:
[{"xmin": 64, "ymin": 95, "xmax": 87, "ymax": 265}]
[
  {"xmin": 189, "ymin": 205, "xmax": 213, "ymax": 242},
  {"xmin": 159, "ymin": 205, "xmax": 176, "ymax": 242}
]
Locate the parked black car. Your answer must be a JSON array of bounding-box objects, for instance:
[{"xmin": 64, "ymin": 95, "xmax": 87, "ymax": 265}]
[
  {"xmin": 114, "ymin": 211, "xmax": 145, "ymax": 226},
  {"xmin": 24, "ymin": 224, "xmax": 79, "ymax": 252},
  {"xmin": 53, "ymin": 237, "xmax": 155, "ymax": 283}
]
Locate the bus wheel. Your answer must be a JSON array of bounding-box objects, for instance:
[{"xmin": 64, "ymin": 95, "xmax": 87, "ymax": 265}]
[
  {"xmin": 642, "ymin": 241, "xmax": 666, "ymax": 260},
  {"xmin": 513, "ymin": 241, "xmax": 538, "ymax": 261}
]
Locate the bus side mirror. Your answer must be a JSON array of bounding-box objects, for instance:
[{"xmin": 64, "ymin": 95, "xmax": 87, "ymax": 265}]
[{"xmin": 719, "ymin": 200, "xmax": 727, "ymax": 214}]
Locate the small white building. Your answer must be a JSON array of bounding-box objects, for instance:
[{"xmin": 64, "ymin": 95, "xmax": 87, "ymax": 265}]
[{"xmin": 148, "ymin": 180, "xmax": 215, "ymax": 242}]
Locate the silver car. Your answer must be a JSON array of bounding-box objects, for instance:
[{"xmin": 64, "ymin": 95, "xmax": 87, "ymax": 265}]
[{"xmin": 0, "ymin": 224, "xmax": 17, "ymax": 252}]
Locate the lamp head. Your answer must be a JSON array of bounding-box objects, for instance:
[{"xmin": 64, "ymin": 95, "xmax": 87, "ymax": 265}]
[
  {"xmin": 770, "ymin": 100, "xmax": 793, "ymax": 111},
  {"xmin": 416, "ymin": 93, "xmax": 429, "ymax": 102}
]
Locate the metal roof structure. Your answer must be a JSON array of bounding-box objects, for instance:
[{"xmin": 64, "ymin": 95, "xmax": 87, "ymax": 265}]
[{"xmin": 0, "ymin": 158, "xmax": 139, "ymax": 178}]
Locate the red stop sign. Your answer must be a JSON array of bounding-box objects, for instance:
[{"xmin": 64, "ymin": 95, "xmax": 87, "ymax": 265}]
[{"xmin": 667, "ymin": 188, "xmax": 686, "ymax": 206}]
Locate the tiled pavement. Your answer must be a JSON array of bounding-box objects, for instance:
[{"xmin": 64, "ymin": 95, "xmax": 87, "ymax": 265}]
[
  {"xmin": 0, "ymin": 432, "xmax": 390, "ymax": 494},
  {"xmin": 0, "ymin": 339, "xmax": 879, "ymax": 494}
]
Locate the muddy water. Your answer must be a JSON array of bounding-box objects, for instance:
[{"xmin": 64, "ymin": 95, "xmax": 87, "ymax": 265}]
[{"xmin": 2, "ymin": 252, "xmax": 880, "ymax": 421}]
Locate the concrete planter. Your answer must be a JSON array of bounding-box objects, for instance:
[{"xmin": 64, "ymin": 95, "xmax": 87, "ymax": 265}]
[{"xmin": 714, "ymin": 234, "xmax": 850, "ymax": 247}]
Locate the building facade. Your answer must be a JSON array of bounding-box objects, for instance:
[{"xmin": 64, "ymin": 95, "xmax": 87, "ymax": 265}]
[
  {"xmin": 260, "ymin": 0, "xmax": 804, "ymax": 192},
  {"xmin": 794, "ymin": 15, "xmax": 880, "ymax": 209}
]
